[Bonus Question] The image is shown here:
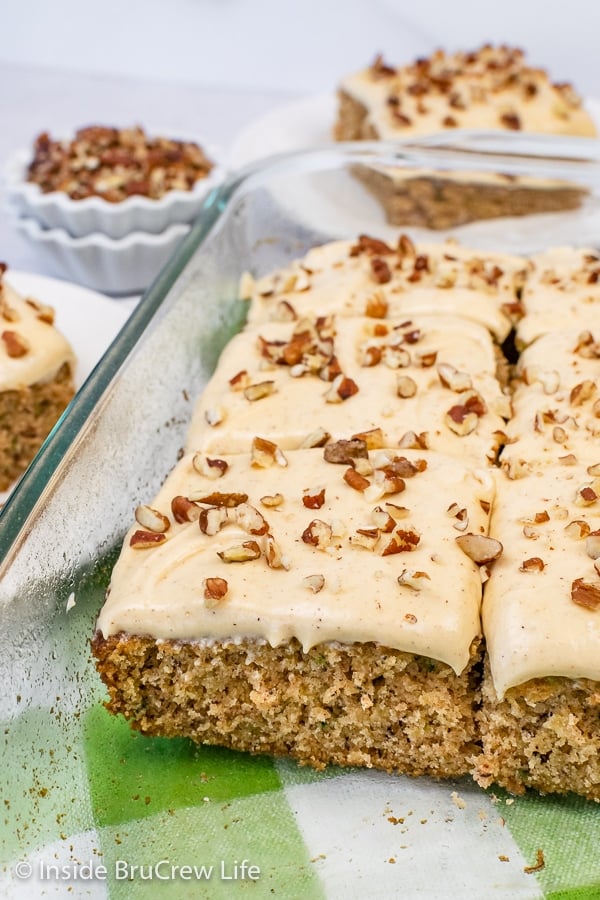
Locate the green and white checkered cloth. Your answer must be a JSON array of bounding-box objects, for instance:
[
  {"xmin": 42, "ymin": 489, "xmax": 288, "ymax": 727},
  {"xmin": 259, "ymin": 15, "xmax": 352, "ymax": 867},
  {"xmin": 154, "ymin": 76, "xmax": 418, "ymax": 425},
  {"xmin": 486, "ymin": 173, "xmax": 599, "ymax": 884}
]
[{"xmin": 2, "ymin": 563, "xmax": 600, "ymax": 900}]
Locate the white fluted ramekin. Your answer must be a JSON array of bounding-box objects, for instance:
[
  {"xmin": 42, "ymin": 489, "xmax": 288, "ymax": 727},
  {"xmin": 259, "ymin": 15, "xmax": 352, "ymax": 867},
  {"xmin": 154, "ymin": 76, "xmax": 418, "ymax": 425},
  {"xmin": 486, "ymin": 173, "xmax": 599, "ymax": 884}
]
[
  {"xmin": 13, "ymin": 215, "xmax": 191, "ymax": 295},
  {"xmin": 4, "ymin": 140, "xmax": 223, "ymax": 240}
]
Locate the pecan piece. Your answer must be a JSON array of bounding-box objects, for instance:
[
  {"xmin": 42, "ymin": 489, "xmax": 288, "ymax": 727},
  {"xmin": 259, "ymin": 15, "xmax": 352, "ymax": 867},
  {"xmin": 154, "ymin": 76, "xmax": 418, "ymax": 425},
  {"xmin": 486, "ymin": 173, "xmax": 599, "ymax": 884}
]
[
  {"xmin": 303, "ymin": 487, "xmax": 326, "ymax": 509},
  {"xmin": 455, "ymin": 533, "xmax": 503, "ymax": 564},
  {"xmin": 437, "ymin": 362, "xmax": 472, "ymax": 392},
  {"xmin": 199, "ymin": 506, "xmax": 228, "ymax": 535},
  {"xmin": 130, "ymin": 530, "xmax": 167, "ymax": 549},
  {"xmin": 251, "ymin": 436, "xmax": 288, "ymax": 468},
  {"xmin": 134, "ymin": 504, "xmax": 170, "ymax": 533},
  {"xmin": 382, "ymin": 528, "xmax": 420, "ymax": 555},
  {"xmin": 194, "ymin": 491, "xmax": 248, "ymax": 507},
  {"xmin": 571, "ymin": 578, "xmax": 600, "ymax": 610},
  {"xmin": 1, "ymin": 330, "xmax": 29, "ymax": 357},
  {"xmin": 244, "ymin": 380, "xmax": 276, "ymax": 402},
  {"xmin": 344, "ymin": 468, "xmax": 370, "ymax": 492},
  {"xmin": 519, "ymin": 557, "xmax": 545, "ymax": 573},
  {"xmin": 396, "ymin": 375, "xmax": 418, "ymax": 398},
  {"xmin": 365, "ymin": 292, "xmax": 389, "ymax": 318},
  {"xmin": 217, "ymin": 541, "xmax": 261, "ymax": 563},
  {"xmin": 570, "ymin": 380, "xmax": 596, "ymax": 407},
  {"xmin": 302, "ymin": 574, "xmax": 325, "ymax": 593},
  {"xmin": 233, "ymin": 502, "xmax": 269, "ymax": 535},
  {"xmin": 323, "ymin": 438, "xmax": 368, "ymax": 464},
  {"xmin": 370, "ymin": 257, "xmax": 391, "ymax": 284},
  {"xmin": 302, "ymin": 519, "xmax": 333, "ymax": 550},
  {"xmin": 398, "ymin": 569, "xmax": 431, "ymax": 590},
  {"xmin": 299, "ymin": 426, "xmax": 331, "ymax": 449},
  {"xmin": 324, "ymin": 373, "xmax": 360, "ymax": 403},
  {"xmin": 203, "ymin": 577, "xmax": 228, "ymax": 607},
  {"xmin": 171, "ymin": 495, "xmax": 200, "ymax": 523}
]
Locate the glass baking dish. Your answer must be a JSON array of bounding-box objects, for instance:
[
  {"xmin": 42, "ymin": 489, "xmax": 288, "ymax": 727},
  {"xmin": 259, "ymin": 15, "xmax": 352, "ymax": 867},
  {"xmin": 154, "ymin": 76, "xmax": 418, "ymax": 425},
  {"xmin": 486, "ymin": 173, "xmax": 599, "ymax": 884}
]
[{"xmin": 2, "ymin": 137, "xmax": 600, "ymax": 899}]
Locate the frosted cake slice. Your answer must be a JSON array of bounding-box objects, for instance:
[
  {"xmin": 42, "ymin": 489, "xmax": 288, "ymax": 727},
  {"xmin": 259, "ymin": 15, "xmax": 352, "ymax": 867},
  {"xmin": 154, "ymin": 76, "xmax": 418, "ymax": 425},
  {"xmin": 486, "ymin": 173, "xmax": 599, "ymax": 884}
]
[
  {"xmin": 0, "ymin": 266, "xmax": 76, "ymax": 490},
  {"xmin": 244, "ymin": 236, "xmax": 528, "ymax": 342},
  {"xmin": 477, "ymin": 462, "xmax": 600, "ymax": 800},
  {"xmin": 187, "ymin": 313, "xmax": 511, "ymax": 463},
  {"xmin": 93, "ymin": 446, "xmax": 495, "ymax": 778}
]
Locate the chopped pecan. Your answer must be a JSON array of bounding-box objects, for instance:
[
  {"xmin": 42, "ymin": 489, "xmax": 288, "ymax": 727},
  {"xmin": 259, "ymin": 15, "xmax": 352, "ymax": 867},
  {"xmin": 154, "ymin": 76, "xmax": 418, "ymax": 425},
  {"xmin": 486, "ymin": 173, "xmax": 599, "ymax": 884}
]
[
  {"xmin": 233, "ymin": 502, "xmax": 269, "ymax": 535},
  {"xmin": 344, "ymin": 468, "xmax": 370, "ymax": 492},
  {"xmin": 171, "ymin": 495, "xmax": 200, "ymax": 523},
  {"xmin": 359, "ymin": 344, "xmax": 382, "ymax": 367},
  {"xmin": 251, "ymin": 436, "xmax": 288, "ymax": 468},
  {"xmin": 396, "ymin": 375, "xmax": 418, "ymax": 398},
  {"xmin": 129, "ymin": 530, "xmax": 167, "ymax": 549},
  {"xmin": 382, "ymin": 528, "xmax": 420, "ymax": 555},
  {"xmin": 351, "ymin": 233, "xmax": 394, "ymax": 255},
  {"xmin": 519, "ymin": 557, "xmax": 545, "ymax": 573},
  {"xmin": 365, "ymin": 292, "xmax": 389, "ymax": 318},
  {"xmin": 299, "ymin": 426, "xmax": 331, "ymax": 449},
  {"xmin": 585, "ymin": 531, "xmax": 600, "ymax": 559},
  {"xmin": 370, "ymin": 257, "xmax": 392, "ymax": 284},
  {"xmin": 302, "ymin": 519, "xmax": 333, "ymax": 550},
  {"xmin": 134, "ymin": 504, "xmax": 170, "ymax": 533},
  {"xmin": 323, "ymin": 438, "xmax": 368, "ymax": 464},
  {"xmin": 437, "ymin": 362, "xmax": 472, "ymax": 392},
  {"xmin": 351, "ymin": 427, "xmax": 384, "ymax": 449},
  {"xmin": 244, "ymin": 380, "xmax": 276, "ymax": 402},
  {"xmin": 564, "ymin": 519, "xmax": 591, "ymax": 540},
  {"xmin": 199, "ymin": 506, "xmax": 229, "ymax": 535},
  {"xmin": 229, "ymin": 369, "xmax": 251, "ymax": 391},
  {"xmin": 371, "ymin": 506, "xmax": 396, "ymax": 532},
  {"xmin": 1, "ymin": 330, "xmax": 29, "ymax": 357},
  {"xmin": 571, "ymin": 578, "xmax": 600, "ymax": 610},
  {"xmin": 303, "ymin": 487, "xmax": 326, "ymax": 509},
  {"xmin": 260, "ymin": 493, "xmax": 284, "ymax": 508},
  {"xmin": 455, "ymin": 533, "xmax": 503, "ymax": 564},
  {"xmin": 398, "ymin": 569, "xmax": 431, "ymax": 590},
  {"xmin": 302, "ymin": 574, "xmax": 325, "ymax": 593},
  {"xmin": 194, "ymin": 491, "xmax": 247, "ymax": 507},
  {"xmin": 203, "ymin": 577, "xmax": 228, "ymax": 607},
  {"xmin": 324, "ymin": 373, "xmax": 359, "ymax": 403},
  {"xmin": 570, "ymin": 380, "xmax": 596, "ymax": 407},
  {"xmin": 265, "ymin": 533, "xmax": 289, "ymax": 569},
  {"xmin": 217, "ymin": 541, "xmax": 261, "ymax": 563}
]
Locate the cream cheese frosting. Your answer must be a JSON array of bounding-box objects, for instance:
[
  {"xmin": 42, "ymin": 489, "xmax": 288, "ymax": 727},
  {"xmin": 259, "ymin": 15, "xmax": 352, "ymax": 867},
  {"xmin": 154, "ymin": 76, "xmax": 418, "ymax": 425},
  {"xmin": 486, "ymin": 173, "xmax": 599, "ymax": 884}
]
[
  {"xmin": 483, "ymin": 462, "xmax": 600, "ymax": 697},
  {"xmin": 517, "ymin": 246, "xmax": 600, "ymax": 348},
  {"xmin": 500, "ymin": 328, "xmax": 600, "ymax": 473},
  {"xmin": 187, "ymin": 314, "xmax": 510, "ymax": 462},
  {"xmin": 98, "ymin": 448, "xmax": 494, "ymax": 675},
  {"xmin": 245, "ymin": 237, "xmax": 527, "ymax": 342},
  {"xmin": 338, "ymin": 45, "xmax": 596, "ymax": 140},
  {"xmin": 0, "ymin": 274, "xmax": 75, "ymax": 390}
]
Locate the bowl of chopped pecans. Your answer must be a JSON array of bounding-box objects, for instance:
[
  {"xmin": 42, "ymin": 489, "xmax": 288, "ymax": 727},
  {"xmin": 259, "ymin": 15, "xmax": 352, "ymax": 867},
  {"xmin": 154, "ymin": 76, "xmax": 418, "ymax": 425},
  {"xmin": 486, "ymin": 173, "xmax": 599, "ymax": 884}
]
[{"xmin": 5, "ymin": 125, "xmax": 223, "ymax": 239}]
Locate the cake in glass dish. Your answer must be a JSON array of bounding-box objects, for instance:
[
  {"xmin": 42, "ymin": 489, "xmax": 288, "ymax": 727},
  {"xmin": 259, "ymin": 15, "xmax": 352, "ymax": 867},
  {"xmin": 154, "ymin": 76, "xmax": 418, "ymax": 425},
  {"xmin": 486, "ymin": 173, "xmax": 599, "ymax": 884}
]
[
  {"xmin": 0, "ymin": 264, "xmax": 75, "ymax": 491},
  {"xmin": 92, "ymin": 233, "xmax": 600, "ymax": 800},
  {"xmin": 334, "ymin": 45, "xmax": 597, "ymax": 228}
]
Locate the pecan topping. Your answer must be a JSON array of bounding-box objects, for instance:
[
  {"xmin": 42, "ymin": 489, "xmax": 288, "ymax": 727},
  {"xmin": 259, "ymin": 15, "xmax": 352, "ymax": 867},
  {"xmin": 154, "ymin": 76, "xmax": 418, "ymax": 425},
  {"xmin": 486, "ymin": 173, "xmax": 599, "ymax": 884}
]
[
  {"xmin": 519, "ymin": 557, "xmax": 545, "ymax": 573},
  {"xmin": 203, "ymin": 577, "xmax": 228, "ymax": 607},
  {"xmin": 570, "ymin": 380, "xmax": 596, "ymax": 407},
  {"xmin": 455, "ymin": 533, "xmax": 503, "ymax": 564},
  {"xmin": 229, "ymin": 369, "xmax": 251, "ymax": 391},
  {"xmin": 244, "ymin": 380, "xmax": 276, "ymax": 402},
  {"xmin": 26, "ymin": 297, "xmax": 54, "ymax": 324},
  {"xmin": 134, "ymin": 505, "xmax": 170, "ymax": 533},
  {"xmin": 365, "ymin": 293, "xmax": 389, "ymax": 318},
  {"xmin": 398, "ymin": 569, "xmax": 431, "ymax": 590},
  {"xmin": 324, "ymin": 373, "xmax": 360, "ymax": 403},
  {"xmin": 233, "ymin": 502, "xmax": 269, "ymax": 535},
  {"xmin": 302, "ymin": 519, "xmax": 333, "ymax": 550},
  {"xmin": 359, "ymin": 344, "xmax": 382, "ymax": 367},
  {"xmin": 260, "ymin": 493, "xmax": 284, "ymax": 508},
  {"xmin": 303, "ymin": 487, "xmax": 326, "ymax": 509},
  {"xmin": 1, "ymin": 330, "xmax": 29, "ymax": 357},
  {"xmin": 171, "ymin": 495, "xmax": 200, "ymax": 523},
  {"xmin": 352, "ymin": 427, "xmax": 384, "ymax": 450},
  {"xmin": 129, "ymin": 530, "xmax": 167, "ymax": 549},
  {"xmin": 396, "ymin": 375, "xmax": 418, "ymax": 398},
  {"xmin": 351, "ymin": 233, "xmax": 394, "ymax": 255},
  {"xmin": 194, "ymin": 491, "xmax": 248, "ymax": 508},
  {"xmin": 323, "ymin": 438, "xmax": 368, "ymax": 464},
  {"xmin": 370, "ymin": 257, "xmax": 392, "ymax": 284},
  {"xmin": 302, "ymin": 574, "xmax": 325, "ymax": 593},
  {"xmin": 585, "ymin": 531, "xmax": 600, "ymax": 559},
  {"xmin": 217, "ymin": 541, "xmax": 261, "ymax": 563},
  {"xmin": 500, "ymin": 112, "xmax": 521, "ymax": 129},
  {"xmin": 251, "ymin": 436, "xmax": 288, "ymax": 468},
  {"xmin": 437, "ymin": 363, "xmax": 472, "ymax": 392},
  {"xmin": 265, "ymin": 533, "xmax": 288, "ymax": 569},
  {"xmin": 344, "ymin": 468, "xmax": 370, "ymax": 492},
  {"xmin": 199, "ymin": 506, "xmax": 228, "ymax": 536},
  {"xmin": 564, "ymin": 519, "xmax": 591, "ymax": 540},
  {"xmin": 299, "ymin": 426, "xmax": 331, "ymax": 449},
  {"xmin": 382, "ymin": 528, "xmax": 420, "ymax": 555},
  {"xmin": 371, "ymin": 506, "xmax": 396, "ymax": 532},
  {"xmin": 571, "ymin": 578, "xmax": 600, "ymax": 610}
]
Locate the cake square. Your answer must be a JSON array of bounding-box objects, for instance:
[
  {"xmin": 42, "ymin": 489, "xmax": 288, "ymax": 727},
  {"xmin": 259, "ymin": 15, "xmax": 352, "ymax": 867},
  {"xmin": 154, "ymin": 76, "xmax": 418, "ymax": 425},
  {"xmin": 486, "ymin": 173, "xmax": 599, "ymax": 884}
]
[{"xmin": 93, "ymin": 446, "xmax": 495, "ymax": 777}]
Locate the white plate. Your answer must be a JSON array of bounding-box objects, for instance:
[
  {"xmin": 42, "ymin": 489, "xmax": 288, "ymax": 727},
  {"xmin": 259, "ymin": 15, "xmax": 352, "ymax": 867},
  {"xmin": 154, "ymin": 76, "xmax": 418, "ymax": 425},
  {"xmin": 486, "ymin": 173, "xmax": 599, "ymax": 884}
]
[
  {"xmin": 1, "ymin": 272, "xmax": 133, "ymax": 501},
  {"xmin": 229, "ymin": 92, "xmax": 600, "ymax": 167},
  {"xmin": 229, "ymin": 93, "xmax": 600, "ymax": 252}
]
